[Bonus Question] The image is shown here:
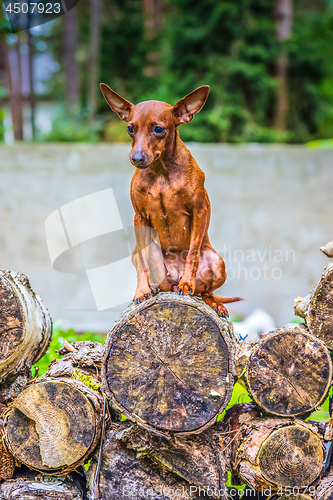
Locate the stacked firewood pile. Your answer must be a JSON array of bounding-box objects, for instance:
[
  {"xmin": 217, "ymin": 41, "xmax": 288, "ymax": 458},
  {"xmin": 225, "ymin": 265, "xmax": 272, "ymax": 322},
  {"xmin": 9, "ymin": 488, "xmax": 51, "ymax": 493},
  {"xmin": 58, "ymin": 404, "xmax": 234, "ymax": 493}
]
[{"xmin": 0, "ymin": 242, "xmax": 333, "ymax": 500}]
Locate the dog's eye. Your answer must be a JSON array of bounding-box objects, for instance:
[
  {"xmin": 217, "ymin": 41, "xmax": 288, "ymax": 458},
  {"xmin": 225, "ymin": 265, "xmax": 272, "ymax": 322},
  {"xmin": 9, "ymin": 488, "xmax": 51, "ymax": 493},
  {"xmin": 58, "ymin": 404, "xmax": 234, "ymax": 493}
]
[
  {"xmin": 127, "ymin": 125, "xmax": 134, "ymax": 135},
  {"xmin": 154, "ymin": 126, "xmax": 165, "ymax": 134}
]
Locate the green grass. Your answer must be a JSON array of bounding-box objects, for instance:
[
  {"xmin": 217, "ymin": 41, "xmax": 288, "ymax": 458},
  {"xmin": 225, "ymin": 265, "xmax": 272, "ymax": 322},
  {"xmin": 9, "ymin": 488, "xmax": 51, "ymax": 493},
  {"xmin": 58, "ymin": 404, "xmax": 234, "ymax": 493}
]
[{"xmin": 32, "ymin": 321, "xmax": 106, "ymax": 376}]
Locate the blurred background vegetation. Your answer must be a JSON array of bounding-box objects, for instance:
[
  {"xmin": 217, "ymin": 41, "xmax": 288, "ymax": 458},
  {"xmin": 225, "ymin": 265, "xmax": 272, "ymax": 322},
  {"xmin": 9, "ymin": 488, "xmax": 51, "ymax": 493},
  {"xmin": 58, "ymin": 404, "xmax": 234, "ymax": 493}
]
[{"xmin": 0, "ymin": 0, "xmax": 333, "ymax": 144}]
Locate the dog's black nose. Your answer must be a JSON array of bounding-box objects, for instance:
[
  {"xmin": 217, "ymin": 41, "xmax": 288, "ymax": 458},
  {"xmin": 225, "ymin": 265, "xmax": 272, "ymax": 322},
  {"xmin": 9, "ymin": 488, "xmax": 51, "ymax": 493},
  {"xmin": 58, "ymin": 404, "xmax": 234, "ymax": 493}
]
[{"xmin": 132, "ymin": 153, "xmax": 145, "ymax": 166}]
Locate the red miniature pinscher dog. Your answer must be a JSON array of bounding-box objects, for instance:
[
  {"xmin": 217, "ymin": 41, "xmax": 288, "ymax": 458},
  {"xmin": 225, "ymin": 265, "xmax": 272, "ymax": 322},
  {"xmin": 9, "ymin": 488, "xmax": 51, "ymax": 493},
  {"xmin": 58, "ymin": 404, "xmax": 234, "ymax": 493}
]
[{"xmin": 100, "ymin": 83, "xmax": 242, "ymax": 317}]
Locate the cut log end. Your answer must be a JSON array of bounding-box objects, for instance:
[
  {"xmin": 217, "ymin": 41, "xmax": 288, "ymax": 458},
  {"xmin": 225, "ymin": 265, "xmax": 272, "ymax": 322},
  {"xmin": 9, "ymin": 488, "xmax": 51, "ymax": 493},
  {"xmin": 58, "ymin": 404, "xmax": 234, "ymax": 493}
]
[
  {"xmin": 245, "ymin": 327, "xmax": 332, "ymax": 416},
  {"xmin": 102, "ymin": 292, "xmax": 235, "ymax": 437},
  {"xmin": 4, "ymin": 379, "xmax": 101, "ymax": 473},
  {"xmin": 258, "ymin": 424, "xmax": 324, "ymax": 487}
]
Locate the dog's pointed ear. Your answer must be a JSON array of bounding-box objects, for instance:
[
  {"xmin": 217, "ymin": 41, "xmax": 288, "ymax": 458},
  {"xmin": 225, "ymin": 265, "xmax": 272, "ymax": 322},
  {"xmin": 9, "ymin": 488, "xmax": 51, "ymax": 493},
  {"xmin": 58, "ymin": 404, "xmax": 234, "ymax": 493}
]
[
  {"xmin": 100, "ymin": 83, "xmax": 134, "ymax": 122},
  {"xmin": 172, "ymin": 85, "xmax": 210, "ymax": 125}
]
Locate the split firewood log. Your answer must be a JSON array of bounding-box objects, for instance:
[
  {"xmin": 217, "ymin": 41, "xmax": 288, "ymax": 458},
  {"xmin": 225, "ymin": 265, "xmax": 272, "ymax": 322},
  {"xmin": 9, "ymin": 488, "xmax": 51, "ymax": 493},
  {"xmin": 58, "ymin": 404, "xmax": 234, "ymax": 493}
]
[
  {"xmin": 244, "ymin": 325, "xmax": 332, "ymax": 416},
  {"xmin": 86, "ymin": 423, "xmax": 225, "ymax": 500},
  {"xmin": 0, "ymin": 271, "xmax": 52, "ymax": 404},
  {"xmin": 218, "ymin": 403, "xmax": 325, "ymax": 491},
  {"xmin": 2, "ymin": 378, "xmax": 102, "ymax": 475},
  {"xmin": 0, "ymin": 476, "xmax": 84, "ymax": 500},
  {"xmin": 45, "ymin": 340, "xmax": 103, "ymax": 383},
  {"xmin": 102, "ymin": 292, "xmax": 235, "ymax": 438},
  {"xmin": 119, "ymin": 422, "xmax": 227, "ymax": 494},
  {"xmin": 294, "ymin": 263, "xmax": 333, "ymax": 349}
]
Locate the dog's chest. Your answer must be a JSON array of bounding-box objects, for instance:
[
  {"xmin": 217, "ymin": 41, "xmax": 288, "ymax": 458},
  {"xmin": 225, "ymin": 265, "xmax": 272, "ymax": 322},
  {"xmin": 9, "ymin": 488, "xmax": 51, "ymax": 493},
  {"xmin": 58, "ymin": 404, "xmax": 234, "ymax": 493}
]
[{"xmin": 145, "ymin": 181, "xmax": 187, "ymax": 216}]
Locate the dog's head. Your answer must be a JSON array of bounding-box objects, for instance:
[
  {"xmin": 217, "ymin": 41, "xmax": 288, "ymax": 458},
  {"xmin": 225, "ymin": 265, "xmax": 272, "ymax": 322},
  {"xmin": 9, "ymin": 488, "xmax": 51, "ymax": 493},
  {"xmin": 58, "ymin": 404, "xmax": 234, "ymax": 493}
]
[{"xmin": 100, "ymin": 84, "xmax": 210, "ymax": 169}]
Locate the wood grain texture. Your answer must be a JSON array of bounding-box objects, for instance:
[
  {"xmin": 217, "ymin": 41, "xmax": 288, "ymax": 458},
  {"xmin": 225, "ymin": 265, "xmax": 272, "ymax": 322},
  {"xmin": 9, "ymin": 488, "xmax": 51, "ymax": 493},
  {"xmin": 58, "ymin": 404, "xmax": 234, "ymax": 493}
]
[
  {"xmin": 0, "ymin": 476, "xmax": 84, "ymax": 500},
  {"xmin": 245, "ymin": 326, "xmax": 332, "ymax": 416},
  {"xmin": 0, "ymin": 271, "xmax": 52, "ymax": 384},
  {"xmin": 3, "ymin": 378, "xmax": 102, "ymax": 474},
  {"xmin": 102, "ymin": 292, "xmax": 235, "ymax": 437},
  {"xmin": 86, "ymin": 424, "xmax": 218, "ymax": 500},
  {"xmin": 218, "ymin": 403, "xmax": 325, "ymax": 491},
  {"xmin": 308, "ymin": 264, "xmax": 333, "ymax": 349},
  {"xmin": 122, "ymin": 423, "xmax": 227, "ymax": 492}
]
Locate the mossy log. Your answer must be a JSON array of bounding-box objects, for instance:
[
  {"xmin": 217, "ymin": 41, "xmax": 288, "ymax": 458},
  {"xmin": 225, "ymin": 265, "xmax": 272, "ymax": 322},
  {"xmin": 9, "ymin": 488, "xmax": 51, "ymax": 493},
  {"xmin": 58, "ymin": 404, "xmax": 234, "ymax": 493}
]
[
  {"xmin": 120, "ymin": 422, "xmax": 227, "ymax": 493},
  {"xmin": 244, "ymin": 325, "xmax": 332, "ymax": 416},
  {"xmin": 0, "ymin": 476, "xmax": 84, "ymax": 500},
  {"xmin": 86, "ymin": 424, "xmax": 222, "ymax": 500},
  {"xmin": 295, "ymin": 263, "xmax": 333, "ymax": 349},
  {"xmin": 0, "ymin": 271, "xmax": 52, "ymax": 402},
  {"xmin": 3, "ymin": 378, "xmax": 102, "ymax": 474},
  {"xmin": 102, "ymin": 292, "xmax": 235, "ymax": 438},
  {"xmin": 218, "ymin": 403, "xmax": 325, "ymax": 491},
  {"xmin": 45, "ymin": 340, "xmax": 103, "ymax": 387}
]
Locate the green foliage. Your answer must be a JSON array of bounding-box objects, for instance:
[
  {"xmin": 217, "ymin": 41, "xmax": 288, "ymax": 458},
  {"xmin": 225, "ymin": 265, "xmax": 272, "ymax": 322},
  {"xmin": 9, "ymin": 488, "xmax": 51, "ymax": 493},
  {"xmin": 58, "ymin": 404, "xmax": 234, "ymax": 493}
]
[
  {"xmin": 37, "ymin": 0, "xmax": 333, "ymax": 143},
  {"xmin": 39, "ymin": 108, "xmax": 103, "ymax": 142},
  {"xmin": 32, "ymin": 321, "xmax": 106, "ymax": 375}
]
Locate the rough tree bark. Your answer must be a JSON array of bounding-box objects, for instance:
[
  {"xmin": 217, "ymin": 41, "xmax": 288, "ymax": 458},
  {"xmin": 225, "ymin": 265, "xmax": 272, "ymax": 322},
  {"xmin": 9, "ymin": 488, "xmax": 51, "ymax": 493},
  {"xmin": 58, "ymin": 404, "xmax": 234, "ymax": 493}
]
[
  {"xmin": 121, "ymin": 423, "xmax": 227, "ymax": 494},
  {"xmin": 3, "ymin": 378, "xmax": 102, "ymax": 474},
  {"xmin": 0, "ymin": 476, "xmax": 84, "ymax": 500},
  {"xmin": 0, "ymin": 428, "xmax": 14, "ymax": 481},
  {"xmin": 1, "ymin": 38, "xmax": 23, "ymax": 141},
  {"xmin": 244, "ymin": 325, "xmax": 332, "ymax": 416},
  {"xmin": 86, "ymin": 423, "xmax": 215, "ymax": 500},
  {"xmin": 294, "ymin": 263, "xmax": 333, "ymax": 349},
  {"xmin": 274, "ymin": 0, "xmax": 292, "ymax": 131},
  {"xmin": 102, "ymin": 292, "xmax": 235, "ymax": 438},
  {"xmin": 316, "ymin": 463, "xmax": 333, "ymax": 500},
  {"xmin": 218, "ymin": 403, "xmax": 325, "ymax": 491},
  {"xmin": 0, "ymin": 271, "xmax": 52, "ymax": 406}
]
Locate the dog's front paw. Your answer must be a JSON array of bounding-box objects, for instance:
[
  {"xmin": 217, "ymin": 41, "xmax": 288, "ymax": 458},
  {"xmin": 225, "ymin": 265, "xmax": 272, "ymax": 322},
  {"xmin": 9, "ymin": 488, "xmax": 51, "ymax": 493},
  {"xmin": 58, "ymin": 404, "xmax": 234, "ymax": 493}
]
[
  {"xmin": 133, "ymin": 286, "xmax": 152, "ymax": 305},
  {"xmin": 175, "ymin": 281, "xmax": 194, "ymax": 296}
]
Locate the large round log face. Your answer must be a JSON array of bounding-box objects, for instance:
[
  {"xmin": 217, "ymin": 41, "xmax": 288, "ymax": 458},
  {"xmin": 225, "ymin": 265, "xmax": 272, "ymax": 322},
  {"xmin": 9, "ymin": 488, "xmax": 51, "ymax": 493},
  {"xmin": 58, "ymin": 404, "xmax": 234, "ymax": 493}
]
[
  {"xmin": 246, "ymin": 329, "xmax": 332, "ymax": 416},
  {"xmin": 308, "ymin": 267, "xmax": 333, "ymax": 348},
  {"xmin": 258, "ymin": 425, "xmax": 324, "ymax": 488},
  {"xmin": 0, "ymin": 276, "xmax": 24, "ymax": 362},
  {"xmin": 5, "ymin": 380, "xmax": 97, "ymax": 472},
  {"xmin": 103, "ymin": 293, "xmax": 234, "ymax": 436}
]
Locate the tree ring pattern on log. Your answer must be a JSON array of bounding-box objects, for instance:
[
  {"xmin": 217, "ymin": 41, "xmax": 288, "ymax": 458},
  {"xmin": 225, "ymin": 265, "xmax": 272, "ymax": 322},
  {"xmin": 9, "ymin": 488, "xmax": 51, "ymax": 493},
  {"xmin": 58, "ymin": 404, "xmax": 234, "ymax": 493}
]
[
  {"xmin": 5, "ymin": 380, "xmax": 96, "ymax": 471},
  {"xmin": 258, "ymin": 425, "xmax": 324, "ymax": 487},
  {"xmin": 308, "ymin": 267, "xmax": 333, "ymax": 349},
  {"xmin": 246, "ymin": 329, "xmax": 332, "ymax": 416},
  {"xmin": 0, "ymin": 275, "xmax": 24, "ymax": 362},
  {"xmin": 103, "ymin": 293, "xmax": 235, "ymax": 435}
]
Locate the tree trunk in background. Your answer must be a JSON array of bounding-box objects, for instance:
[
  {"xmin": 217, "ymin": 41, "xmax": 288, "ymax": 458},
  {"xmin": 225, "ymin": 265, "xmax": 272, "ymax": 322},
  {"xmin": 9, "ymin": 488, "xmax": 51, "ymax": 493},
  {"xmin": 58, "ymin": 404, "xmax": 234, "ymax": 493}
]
[
  {"xmin": 27, "ymin": 30, "xmax": 36, "ymax": 139},
  {"xmin": 142, "ymin": 0, "xmax": 162, "ymax": 77},
  {"xmin": 1, "ymin": 38, "xmax": 23, "ymax": 141},
  {"xmin": 274, "ymin": 0, "xmax": 292, "ymax": 131},
  {"xmin": 88, "ymin": 0, "xmax": 101, "ymax": 120},
  {"xmin": 63, "ymin": 8, "xmax": 79, "ymax": 108}
]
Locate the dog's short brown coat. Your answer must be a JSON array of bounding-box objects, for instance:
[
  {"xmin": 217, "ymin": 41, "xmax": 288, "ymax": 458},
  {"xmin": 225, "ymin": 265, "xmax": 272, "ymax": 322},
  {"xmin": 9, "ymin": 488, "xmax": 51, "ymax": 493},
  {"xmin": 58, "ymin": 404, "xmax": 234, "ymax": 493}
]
[{"xmin": 100, "ymin": 84, "xmax": 241, "ymax": 316}]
